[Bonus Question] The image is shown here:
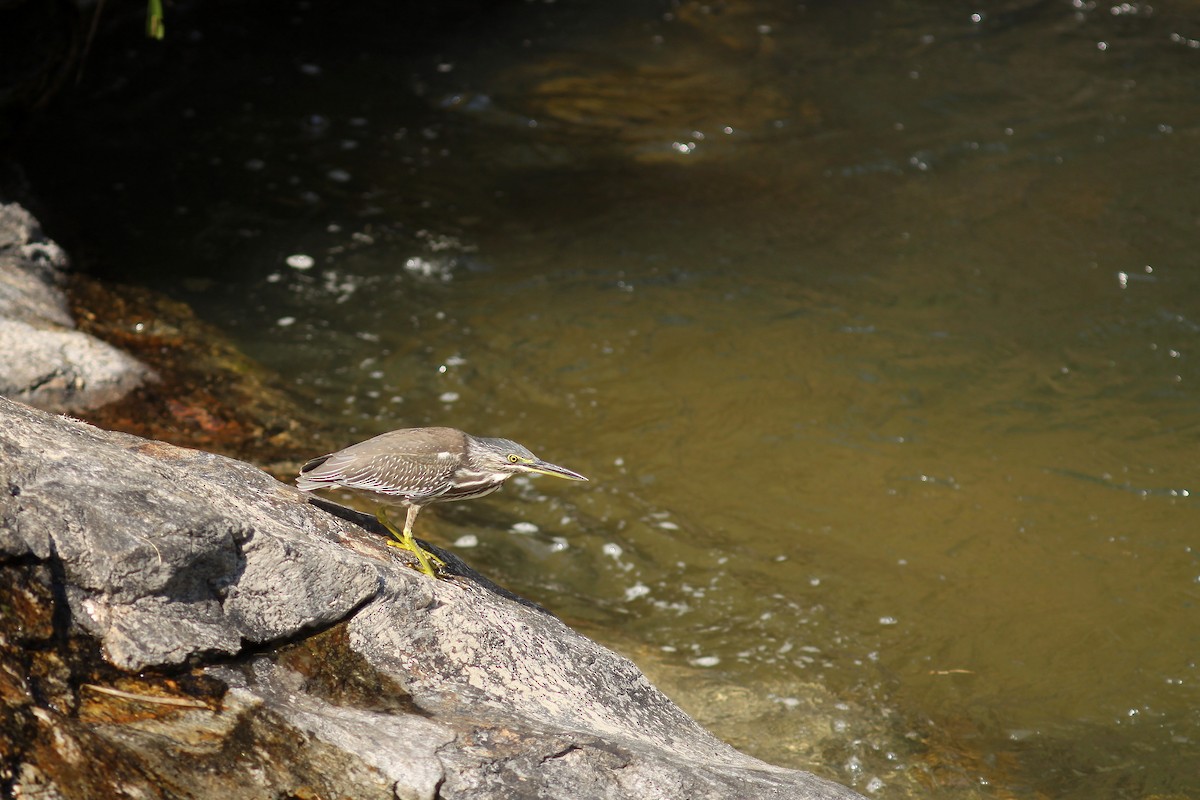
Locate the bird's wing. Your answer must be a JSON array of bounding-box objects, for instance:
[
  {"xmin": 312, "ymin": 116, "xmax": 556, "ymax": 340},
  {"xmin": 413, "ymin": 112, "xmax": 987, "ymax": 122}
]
[{"xmin": 298, "ymin": 428, "xmax": 465, "ymax": 502}]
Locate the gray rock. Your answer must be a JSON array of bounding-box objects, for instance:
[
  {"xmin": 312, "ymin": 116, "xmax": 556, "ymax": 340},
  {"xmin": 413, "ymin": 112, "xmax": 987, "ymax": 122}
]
[
  {"xmin": 0, "ymin": 202, "xmax": 154, "ymax": 412},
  {"xmin": 0, "ymin": 396, "xmax": 864, "ymax": 800}
]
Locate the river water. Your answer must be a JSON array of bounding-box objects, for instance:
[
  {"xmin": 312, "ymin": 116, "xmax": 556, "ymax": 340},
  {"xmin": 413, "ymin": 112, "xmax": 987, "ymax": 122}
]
[{"xmin": 19, "ymin": 1, "xmax": 1200, "ymax": 797}]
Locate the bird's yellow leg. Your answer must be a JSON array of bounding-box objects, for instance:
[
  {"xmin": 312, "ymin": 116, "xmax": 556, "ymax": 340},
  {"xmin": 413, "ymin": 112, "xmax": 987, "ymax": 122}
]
[{"xmin": 377, "ymin": 505, "xmax": 445, "ymax": 578}]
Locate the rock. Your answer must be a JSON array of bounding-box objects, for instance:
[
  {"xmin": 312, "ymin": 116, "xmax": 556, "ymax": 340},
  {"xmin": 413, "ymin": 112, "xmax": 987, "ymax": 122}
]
[
  {"xmin": 63, "ymin": 273, "xmax": 340, "ymax": 467},
  {"xmin": 0, "ymin": 396, "xmax": 864, "ymax": 800},
  {"xmin": 0, "ymin": 202, "xmax": 154, "ymax": 413}
]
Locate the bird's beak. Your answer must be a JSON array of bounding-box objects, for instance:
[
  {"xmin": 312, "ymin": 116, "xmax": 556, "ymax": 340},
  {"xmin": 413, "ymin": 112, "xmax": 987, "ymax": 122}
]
[{"xmin": 525, "ymin": 459, "xmax": 589, "ymax": 482}]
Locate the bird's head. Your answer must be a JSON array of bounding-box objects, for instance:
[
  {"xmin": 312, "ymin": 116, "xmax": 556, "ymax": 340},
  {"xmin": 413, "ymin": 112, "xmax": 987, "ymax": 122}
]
[{"xmin": 471, "ymin": 436, "xmax": 589, "ymax": 482}]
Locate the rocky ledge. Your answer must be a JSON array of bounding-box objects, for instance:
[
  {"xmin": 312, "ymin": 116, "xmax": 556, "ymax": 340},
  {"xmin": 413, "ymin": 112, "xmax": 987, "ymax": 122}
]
[
  {"xmin": 0, "ymin": 396, "xmax": 863, "ymax": 799},
  {"xmin": 0, "ymin": 203, "xmax": 154, "ymax": 413}
]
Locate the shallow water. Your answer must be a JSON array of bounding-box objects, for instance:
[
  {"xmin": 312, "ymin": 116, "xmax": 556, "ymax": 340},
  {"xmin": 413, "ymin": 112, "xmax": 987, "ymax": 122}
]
[{"xmin": 20, "ymin": 0, "xmax": 1200, "ymax": 796}]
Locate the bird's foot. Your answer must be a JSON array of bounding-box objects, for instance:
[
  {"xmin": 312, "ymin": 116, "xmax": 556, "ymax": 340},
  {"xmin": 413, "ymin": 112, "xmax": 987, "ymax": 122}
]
[{"xmin": 385, "ymin": 538, "xmax": 446, "ymax": 578}]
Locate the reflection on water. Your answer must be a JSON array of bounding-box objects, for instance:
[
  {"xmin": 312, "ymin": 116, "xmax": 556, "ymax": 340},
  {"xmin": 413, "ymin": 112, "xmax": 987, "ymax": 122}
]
[{"xmin": 20, "ymin": 0, "xmax": 1200, "ymax": 797}]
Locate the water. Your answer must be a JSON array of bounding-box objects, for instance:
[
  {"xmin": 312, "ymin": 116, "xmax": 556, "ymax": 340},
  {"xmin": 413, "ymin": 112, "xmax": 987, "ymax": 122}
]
[{"xmin": 18, "ymin": 0, "xmax": 1200, "ymax": 797}]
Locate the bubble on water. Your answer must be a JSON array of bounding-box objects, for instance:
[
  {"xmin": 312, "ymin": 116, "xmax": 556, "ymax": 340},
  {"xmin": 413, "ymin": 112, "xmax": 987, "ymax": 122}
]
[
  {"xmin": 691, "ymin": 655, "xmax": 720, "ymax": 668},
  {"xmin": 286, "ymin": 254, "xmax": 315, "ymax": 270},
  {"xmin": 624, "ymin": 583, "xmax": 651, "ymax": 601},
  {"xmin": 511, "ymin": 521, "xmax": 539, "ymax": 535},
  {"xmin": 454, "ymin": 534, "xmax": 479, "ymax": 548},
  {"xmin": 404, "ymin": 256, "xmax": 454, "ymax": 282}
]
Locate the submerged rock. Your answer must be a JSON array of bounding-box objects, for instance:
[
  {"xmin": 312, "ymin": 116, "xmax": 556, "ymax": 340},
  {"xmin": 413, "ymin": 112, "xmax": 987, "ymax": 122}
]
[{"xmin": 0, "ymin": 396, "xmax": 864, "ymax": 799}]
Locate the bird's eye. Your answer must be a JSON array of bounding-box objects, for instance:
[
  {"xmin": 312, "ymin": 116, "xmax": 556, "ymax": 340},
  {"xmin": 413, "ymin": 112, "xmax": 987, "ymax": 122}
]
[{"xmin": 508, "ymin": 454, "xmax": 520, "ymax": 464}]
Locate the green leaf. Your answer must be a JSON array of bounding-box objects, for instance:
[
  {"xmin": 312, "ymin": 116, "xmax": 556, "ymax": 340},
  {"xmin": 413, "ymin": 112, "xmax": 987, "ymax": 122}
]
[{"xmin": 147, "ymin": 0, "xmax": 165, "ymax": 40}]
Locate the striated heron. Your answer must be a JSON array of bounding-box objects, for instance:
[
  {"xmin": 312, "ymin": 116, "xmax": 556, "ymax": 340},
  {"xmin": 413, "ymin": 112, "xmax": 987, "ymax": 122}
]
[{"xmin": 296, "ymin": 426, "xmax": 588, "ymax": 577}]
